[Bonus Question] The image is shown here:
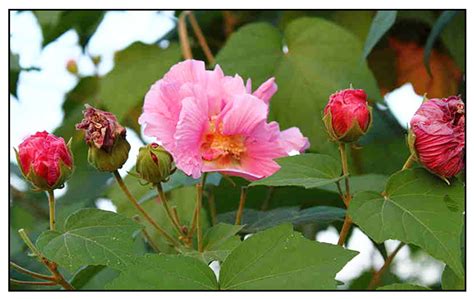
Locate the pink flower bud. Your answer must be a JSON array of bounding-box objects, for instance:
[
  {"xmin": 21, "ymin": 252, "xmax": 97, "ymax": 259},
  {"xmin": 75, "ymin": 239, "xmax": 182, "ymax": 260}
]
[
  {"xmin": 75, "ymin": 104, "xmax": 126, "ymax": 153},
  {"xmin": 323, "ymin": 88, "xmax": 372, "ymax": 143},
  {"xmin": 409, "ymin": 96, "xmax": 465, "ymax": 178},
  {"xmin": 16, "ymin": 131, "xmax": 73, "ymax": 190}
]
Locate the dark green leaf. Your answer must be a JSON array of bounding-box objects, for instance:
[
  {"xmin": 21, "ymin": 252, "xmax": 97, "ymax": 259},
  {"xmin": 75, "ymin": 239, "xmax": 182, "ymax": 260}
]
[
  {"xmin": 219, "ymin": 224, "xmax": 357, "ymax": 290},
  {"xmin": 218, "ymin": 206, "xmax": 345, "ymax": 233},
  {"xmin": 349, "ymin": 168, "xmax": 465, "ymax": 278},
  {"xmin": 363, "ymin": 11, "xmax": 397, "ymax": 58},
  {"xmin": 250, "ymin": 154, "xmax": 343, "ymax": 188},
  {"xmin": 216, "ymin": 18, "xmax": 380, "ymax": 155},
  {"xmin": 424, "ymin": 11, "xmax": 459, "ymax": 75},
  {"xmin": 9, "ymin": 50, "xmax": 21, "ymax": 98},
  {"xmin": 441, "ymin": 11, "xmax": 466, "ymax": 71},
  {"xmin": 106, "ymin": 254, "xmax": 218, "ymax": 290},
  {"xmin": 70, "ymin": 265, "xmax": 106, "ymax": 289},
  {"xmin": 98, "ymin": 42, "xmax": 181, "ymax": 121},
  {"xmin": 377, "ymin": 283, "xmax": 430, "ymax": 290},
  {"xmin": 36, "ymin": 208, "xmax": 142, "ymax": 272},
  {"xmin": 182, "ymin": 223, "xmax": 243, "ymax": 263},
  {"xmin": 34, "ymin": 10, "xmax": 104, "ymax": 48}
]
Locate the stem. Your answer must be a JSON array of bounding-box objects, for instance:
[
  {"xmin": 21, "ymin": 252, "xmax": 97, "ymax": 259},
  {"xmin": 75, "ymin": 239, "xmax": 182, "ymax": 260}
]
[
  {"xmin": 178, "ymin": 11, "xmax": 192, "ymax": 59},
  {"xmin": 402, "ymin": 154, "xmax": 416, "ymax": 170},
  {"xmin": 17, "ymin": 229, "xmax": 75, "ymax": 290},
  {"xmin": 10, "ymin": 279, "xmax": 56, "ymax": 286},
  {"xmin": 207, "ymin": 190, "xmax": 218, "ymax": 225},
  {"xmin": 133, "ymin": 216, "xmax": 161, "ymax": 253},
  {"xmin": 260, "ymin": 187, "xmax": 274, "ymax": 211},
  {"xmin": 187, "ymin": 12, "xmax": 215, "ymax": 65},
  {"xmin": 338, "ymin": 143, "xmax": 351, "ymax": 205},
  {"xmin": 188, "ymin": 173, "xmax": 208, "ymax": 239},
  {"xmin": 47, "ymin": 190, "xmax": 56, "ymax": 231},
  {"xmin": 196, "ymin": 183, "xmax": 203, "ymax": 252},
  {"xmin": 367, "ymin": 242, "xmax": 405, "ymax": 290},
  {"xmin": 235, "ymin": 187, "xmax": 248, "ymax": 225},
  {"xmin": 112, "ymin": 171, "xmax": 179, "ymax": 247},
  {"xmin": 10, "ymin": 262, "xmax": 54, "ymax": 281},
  {"xmin": 157, "ymin": 183, "xmax": 184, "ymax": 238},
  {"xmin": 337, "ymin": 216, "xmax": 352, "ymax": 246}
]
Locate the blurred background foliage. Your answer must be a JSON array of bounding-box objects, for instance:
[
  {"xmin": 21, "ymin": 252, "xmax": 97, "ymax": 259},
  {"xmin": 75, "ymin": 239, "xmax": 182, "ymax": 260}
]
[{"xmin": 10, "ymin": 10, "xmax": 465, "ymax": 290}]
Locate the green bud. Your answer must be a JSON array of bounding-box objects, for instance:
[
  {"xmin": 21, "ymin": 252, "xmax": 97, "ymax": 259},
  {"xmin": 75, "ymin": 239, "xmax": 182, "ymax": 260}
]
[
  {"xmin": 88, "ymin": 136, "xmax": 131, "ymax": 172},
  {"xmin": 135, "ymin": 143, "xmax": 174, "ymax": 184}
]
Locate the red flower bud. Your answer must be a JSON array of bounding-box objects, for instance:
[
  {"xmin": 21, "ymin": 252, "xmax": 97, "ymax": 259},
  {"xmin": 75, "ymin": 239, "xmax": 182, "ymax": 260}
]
[
  {"xmin": 323, "ymin": 88, "xmax": 372, "ymax": 143},
  {"xmin": 16, "ymin": 131, "xmax": 74, "ymax": 190},
  {"xmin": 409, "ymin": 96, "xmax": 465, "ymax": 178}
]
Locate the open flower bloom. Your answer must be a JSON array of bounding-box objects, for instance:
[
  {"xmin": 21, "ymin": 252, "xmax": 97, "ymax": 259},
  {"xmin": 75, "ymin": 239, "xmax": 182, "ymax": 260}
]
[
  {"xmin": 139, "ymin": 60, "xmax": 309, "ymax": 180},
  {"xmin": 410, "ymin": 96, "xmax": 465, "ymax": 178}
]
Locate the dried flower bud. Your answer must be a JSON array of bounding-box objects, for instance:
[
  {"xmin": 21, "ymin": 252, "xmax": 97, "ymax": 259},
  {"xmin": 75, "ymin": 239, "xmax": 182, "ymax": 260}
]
[
  {"xmin": 135, "ymin": 143, "xmax": 174, "ymax": 184},
  {"xmin": 76, "ymin": 104, "xmax": 130, "ymax": 172},
  {"xmin": 15, "ymin": 131, "xmax": 74, "ymax": 191},
  {"xmin": 409, "ymin": 96, "xmax": 465, "ymax": 178},
  {"xmin": 66, "ymin": 59, "xmax": 78, "ymax": 75},
  {"xmin": 323, "ymin": 88, "xmax": 372, "ymax": 143}
]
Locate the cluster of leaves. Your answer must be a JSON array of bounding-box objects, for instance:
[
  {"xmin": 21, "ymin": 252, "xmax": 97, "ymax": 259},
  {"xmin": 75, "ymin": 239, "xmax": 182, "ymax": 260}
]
[{"xmin": 10, "ymin": 10, "xmax": 465, "ymax": 290}]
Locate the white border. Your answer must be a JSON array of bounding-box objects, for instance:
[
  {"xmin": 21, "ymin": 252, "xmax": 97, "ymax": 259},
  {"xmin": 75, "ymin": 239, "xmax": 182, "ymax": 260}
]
[{"xmin": 2, "ymin": 1, "xmax": 472, "ymax": 298}]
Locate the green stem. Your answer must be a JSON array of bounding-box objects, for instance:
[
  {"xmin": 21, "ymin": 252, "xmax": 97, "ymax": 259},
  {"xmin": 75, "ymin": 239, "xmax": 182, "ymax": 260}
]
[
  {"xmin": 207, "ymin": 190, "xmax": 218, "ymax": 225},
  {"xmin": 235, "ymin": 187, "xmax": 248, "ymax": 225},
  {"xmin": 47, "ymin": 190, "xmax": 56, "ymax": 231},
  {"xmin": 402, "ymin": 154, "xmax": 416, "ymax": 170},
  {"xmin": 337, "ymin": 142, "xmax": 353, "ymax": 246},
  {"xmin": 112, "ymin": 171, "xmax": 180, "ymax": 248},
  {"xmin": 367, "ymin": 242, "xmax": 405, "ymax": 289},
  {"xmin": 157, "ymin": 183, "xmax": 184, "ymax": 237},
  {"xmin": 196, "ymin": 183, "xmax": 203, "ymax": 252},
  {"xmin": 18, "ymin": 229, "xmax": 43, "ymax": 258},
  {"xmin": 10, "ymin": 279, "xmax": 56, "ymax": 286},
  {"xmin": 10, "ymin": 262, "xmax": 54, "ymax": 281}
]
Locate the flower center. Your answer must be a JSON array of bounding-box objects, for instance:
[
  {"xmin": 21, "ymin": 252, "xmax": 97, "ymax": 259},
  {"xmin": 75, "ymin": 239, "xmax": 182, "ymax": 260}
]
[{"xmin": 201, "ymin": 119, "xmax": 246, "ymax": 164}]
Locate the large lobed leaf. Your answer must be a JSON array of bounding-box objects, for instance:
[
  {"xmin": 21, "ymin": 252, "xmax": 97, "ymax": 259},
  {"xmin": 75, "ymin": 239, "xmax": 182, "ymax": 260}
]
[
  {"xmin": 106, "ymin": 254, "xmax": 218, "ymax": 290},
  {"xmin": 216, "ymin": 18, "xmax": 380, "ymax": 155},
  {"xmin": 36, "ymin": 208, "xmax": 142, "ymax": 272},
  {"xmin": 349, "ymin": 168, "xmax": 465, "ymax": 278},
  {"xmin": 250, "ymin": 154, "xmax": 343, "ymax": 188},
  {"xmin": 219, "ymin": 224, "xmax": 357, "ymax": 290}
]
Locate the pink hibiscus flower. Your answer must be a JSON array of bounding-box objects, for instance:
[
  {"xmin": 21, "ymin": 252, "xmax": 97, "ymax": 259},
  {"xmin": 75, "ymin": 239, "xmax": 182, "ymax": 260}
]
[{"xmin": 139, "ymin": 60, "xmax": 309, "ymax": 180}]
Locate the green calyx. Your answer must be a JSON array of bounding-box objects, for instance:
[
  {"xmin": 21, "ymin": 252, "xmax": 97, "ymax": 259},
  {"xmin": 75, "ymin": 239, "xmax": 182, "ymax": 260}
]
[
  {"xmin": 135, "ymin": 144, "xmax": 174, "ymax": 185},
  {"xmin": 322, "ymin": 105, "xmax": 373, "ymax": 143},
  {"xmin": 88, "ymin": 136, "xmax": 131, "ymax": 172}
]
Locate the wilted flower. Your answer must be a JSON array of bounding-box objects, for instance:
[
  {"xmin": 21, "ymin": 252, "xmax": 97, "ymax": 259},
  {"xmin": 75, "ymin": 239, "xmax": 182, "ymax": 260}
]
[
  {"xmin": 139, "ymin": 59, "xmax": 309, "ymax": 180},
  {"xmin": 135, "ymin": 143, "xmax": 174, "ymax": 184},
  {"xmin": 66, "ymin": 59, "xmax": 78, "ymax": 75},
  {"xmin": 409, "ymin": 96, "xmax": 465, "ymax": 178},
  {"xmin": 16, "ymin": 131, "xmax": 73, "ymax": 190},
  {"xmin": 76, "ymin": 104, "xmax": 130, "ymax": 172},
  {"xmin": 323, "ymin": 88, "xmax": 372, "ymax": 143}
]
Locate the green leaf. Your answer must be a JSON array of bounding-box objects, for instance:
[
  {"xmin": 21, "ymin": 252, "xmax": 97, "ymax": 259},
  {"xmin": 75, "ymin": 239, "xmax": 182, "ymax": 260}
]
[
  {"xmin": 363, "ymin": 11, "xmax": 397, "ymax": 58},
  {"xmin": 349, "ymin": 168, "xmax": 465, "ymax": 278},
  {"xmin": 319, "ymin": 174, "xmax": 388, "ymax": 194},
  {"xmin": 219, "ymin": 224, "xmax": 357, "ymax": 290},
  {"xmin": 377, "ymin": 283, "xmax": 430, "ymax": 290},
  {"xmin": 424, "ymin": 10, "xmax": 459, "ymax": 75},
  {"xmin": 216, "ymin": 18, "xmax": 380, "ymax": 155},
  {"xmin": 441, "ymin": 265, "xmax": 465, "ymax": 290},
  {"xmin": 441, "ymin": 11, "xmax": 466, "ymax": 71},
  {"xmin": 10, "ymin": 50, "xmax": 21, "ymax": 98},
  {"xmin": 182, "ymin": 223, "xmax": 243, "ymax": 263},
  {"xmin": 218, "ymin": 206, "xmax": 345, "ymax": 233},
  {"xmin": 34, "ymin": 10, "xmax": 104, "ymax": 48},
  {"xmin": 70, "ymin": 265, "xmax": 106, "ymax": 289},
  {"xmin": 250, "ymin": 154, "xmax": 343, "ymax": 188},
  {"xmin": 98, "ymin": 42, "xmax": 181, "ymax": 121},
  {"xmin": 106, "ymin": 254, "xmax": 218, "ymax": 290},
  {"xmin": 36, "ymin": 208, "xmax": 142, "ymax": 272},
  {"xmin": 107, "ymin": 183, "xmax": 209, "ymax": 253}
]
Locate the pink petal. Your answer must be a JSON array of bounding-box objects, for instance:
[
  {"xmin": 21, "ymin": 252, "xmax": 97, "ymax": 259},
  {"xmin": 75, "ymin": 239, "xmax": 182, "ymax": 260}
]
[
  {"xmin": 279, "ymin": 127, "xmax": 310, "ymax": 154},
  {"xmin": 174, "ymin": 96, "xmax": 210, "ymax": 178},
  {"xmin": 220, "ymin": 94, "xmax": 268, "ymax": 136},
  {"xmin": 253, "ymin": 77, "xmax": 278, "ymax": 104}
]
